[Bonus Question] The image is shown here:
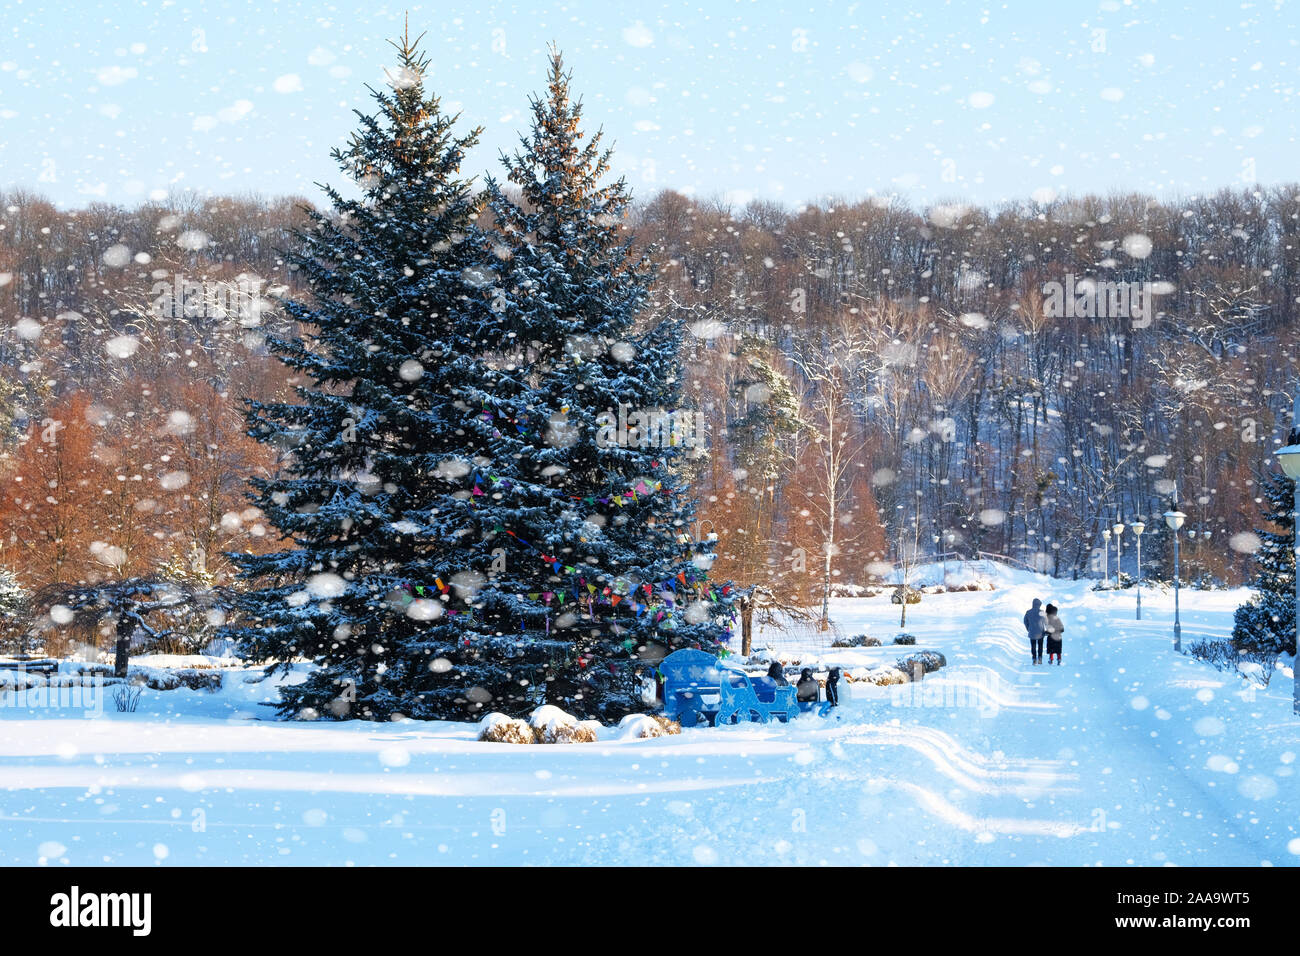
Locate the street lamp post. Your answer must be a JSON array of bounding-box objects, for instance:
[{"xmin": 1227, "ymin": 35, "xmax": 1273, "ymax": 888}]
[
  {"xmin": 1131, "ymin": 519, "xmax": 1145, "ymax": 620},
  {"xmin": 1164, "ymin": 507, "xmax": 1186, "ymax": 651},
  {"xmin": 1101, "ymin": 527, "xmax": 1111, "ymax": 587},
  {"xmin": 1112, "ymin": 518, "xmax": 1125, "ymax": 590},
  {"xmin": 1201, "ymin": 529, "xmax": 1212, "ymax": 587},
  {"xmin": 1274, "ymin": 410, "xmax": 1300, "ymax": 717}
]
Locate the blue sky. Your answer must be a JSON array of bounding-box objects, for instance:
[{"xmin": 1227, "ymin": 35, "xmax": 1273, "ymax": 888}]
[{"xmin": 1, "ymin": 0, "xmax": 1296, "ymax": 210}]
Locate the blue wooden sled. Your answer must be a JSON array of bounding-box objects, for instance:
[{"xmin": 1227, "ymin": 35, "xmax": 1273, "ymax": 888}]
[
  {"xmin": 658, "ymin": 649, "xmax": 722, "ymax": 727},
  {"xmin": 658, "ymin": 648, "xmax": 802, "ymax": 726},
  {"xmin": 714, "ymin": 668, "xmax": 801, "ymax": 725}
]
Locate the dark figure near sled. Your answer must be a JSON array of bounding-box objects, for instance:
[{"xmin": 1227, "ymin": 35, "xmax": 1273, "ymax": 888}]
[
  {"xmin": 825, "ymin": 666, "xmax": 841, "ymax": 706},
  {"xmin": 796, "ymin": 668, "xmax": 819, "ymax": 703}
]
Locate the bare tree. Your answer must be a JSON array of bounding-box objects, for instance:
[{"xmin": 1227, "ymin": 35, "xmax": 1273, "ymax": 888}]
[{"xmin": 789, "ymin": 341, "xmax": 871, "ymax": 629}]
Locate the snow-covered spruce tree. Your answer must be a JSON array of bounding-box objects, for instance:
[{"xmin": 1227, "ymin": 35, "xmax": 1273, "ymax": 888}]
[
  {"xmin": 1231, "ymin": 469, "xmax": 1296, "ymax": 655},
  {"xmin": 0, "ymin": 568, "xmax": 28, "ymax": 619},
  {"xmin": 468, "ymin": 50, "xmax": 734, "ymax": 720},
  {"xmin": 0, "ymin": 568, "xmax": 30, "ymax": 653},
  {"xmin": 227, "ymin": 32, "xmax": 527, "ymax": 720}
]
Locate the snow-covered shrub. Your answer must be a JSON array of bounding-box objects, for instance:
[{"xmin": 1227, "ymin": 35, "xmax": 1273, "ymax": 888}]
[
  {"xmin": 175, "ymin": 670, "xmax": 223, "ymax": 692},
  {"xmin": 1241, "ymin": 649, "xmax": 1278, "ymax": 686},
  {"xmin": 832, "ymin": 633, "xmax": 880, "ymax": 648},
  {"xmin": 890, "ymin": 585, "xmax": 922, "ymax": 605},
  {"xmin": 478, "ymin": 712, "xmax": 538, "ymax": 744},
  {"xmin": 0, "ymin": 669, "xmax": 39, "ymax": 691},
  {"xmin": 897, "ymin": 650, "xmax": 946, "ymax": 674},
  {"xmin": 48, "ymin": 672, "xmax": 114, "ymax": 688},
  {"xmin": 129, "ymin": 669, "xmax": 180, "ymax": 690},
  {"xmin": 749, "ymin": 647, "xmax": 803, "ymax": 665},
  {"xmin": 1188, "ymin": 639, "xmax": 1276, "ymax": 686},
  {"xmin": 529, "ymin": 705, "xmax": 598, "ymax": 744},
  {"xmin": 893, "ymin": 634, "xmax": 917, "ymax": 645},
  {"xmin": 60, "ymin": 662, "xmax": 112, "ymax": 678},
  {"xmin": 652, "ymin": 715, "xmax": 681, "ymax": 735},
  {"xmin": 618, "ymin": 713, "xmax": 682, "ymax": 738},
  {"xmin": 830, "ymin": 583, "xmax": 883, "ymax": 598},
  {"xmin": 853, "ymin": 666, "xmax": 910, "ymax": 686},
  {"xmin": 1188, "ymin": 639, "xmax": 1235, "ymax": 670},
  {"xmin": 926, "ymin": 580, "xmax": 995, "ymax": 594},
  {"xmin": 1092, "ymin": 575, "xmax": 1135, "ymax": 591},
  {"xmin": 118, "ymin": 667, "xmax": 219, "ymax": 691}
]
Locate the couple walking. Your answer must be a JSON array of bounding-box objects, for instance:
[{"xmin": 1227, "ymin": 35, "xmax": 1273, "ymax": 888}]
[{"xmin": 1023, "ymin": 597, "xmax": 1064, "ymax": 665}]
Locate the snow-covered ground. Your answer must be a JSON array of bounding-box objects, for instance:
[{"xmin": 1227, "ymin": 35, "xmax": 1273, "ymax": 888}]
[{"xmin": 2, "ymin": 563, "xmax": 1297, "ymax": 866}]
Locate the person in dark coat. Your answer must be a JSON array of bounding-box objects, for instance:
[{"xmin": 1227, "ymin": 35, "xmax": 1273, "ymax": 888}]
[
  {"xmin": 796, "ymin": 667, "xmax": 819, "ymax": 703},
  {"xmin": 767, "ymin": 661, "xmax": 789, "ymax": 686},
  {"xmin": 1023, "ymin": 598, "xmax": 1046, "ymax": 664},
  {"xmin": 1044, "ymin": 603, "xmax": 1064, "ymax": 665},
  {"xmin": 825, "ymin": 666, "xmax": 841, "ymax": 706}
]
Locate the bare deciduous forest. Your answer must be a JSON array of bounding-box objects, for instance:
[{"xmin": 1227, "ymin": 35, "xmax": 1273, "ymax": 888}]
[{"xmin": 0, "ymin": 183, "xmax": 1294, "ymax": 641}]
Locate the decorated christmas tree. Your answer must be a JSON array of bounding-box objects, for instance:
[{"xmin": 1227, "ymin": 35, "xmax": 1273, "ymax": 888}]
[
  {"xmin": 1231, "ymin": 468, "xmax": 1297, "ymax": 655},
  {"xmin": 464, "ymin": 49, "xmax": 734, "ymax": 720},
  {"xmin": 228, "ymin": 30, "xmax": 523, "ymax": 720}
]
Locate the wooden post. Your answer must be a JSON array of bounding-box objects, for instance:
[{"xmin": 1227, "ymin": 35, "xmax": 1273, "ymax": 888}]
[{"xmin": 741, "ymin": 598, "xmax": 753, "ymax": 657}]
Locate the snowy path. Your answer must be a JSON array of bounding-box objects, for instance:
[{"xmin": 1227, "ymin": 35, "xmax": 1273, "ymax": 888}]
[
  {"xmin": 920, "ymin": 595, "xmax": 1268, "ymax": 866},
  {"xmin": 762, "ymin": 583, "xmax": 1292, "ymax": 866},
  {"xmin": 1, "ymin": 566, "xmax": 1297, "ymax": 865}
]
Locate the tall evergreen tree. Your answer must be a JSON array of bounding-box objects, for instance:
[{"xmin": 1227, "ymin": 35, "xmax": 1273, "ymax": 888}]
[
  {"xmin": 464, "ymin": 50, "xmax": 734, "ymax": 720},
  {"xmin": 1232, "ymin": 468, "xmax": 1297, "ymax": 655},
  {"xmin": 228, "ymin": 30, "xmax": 523, "ymax": 720}
]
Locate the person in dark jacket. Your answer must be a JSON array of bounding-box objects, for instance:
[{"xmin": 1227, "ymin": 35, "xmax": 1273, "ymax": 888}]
[
  {"xmin": 796, "ymin": 667, "xmax": 819, "ymax": 703},
  {"xmin": 1044, "ymin": 603, "xmax": 1064, "ymax": 665},
  {"xmin": 825, "ymin": 667, "xmax": 841, "ymax": 706},
  {"xmin": 1023, "ymin": 598, "xmax": 1046, "ymax": 664},
  {"xmin": 767, "ymin": 661, "xmax": 789, "ymax": 686}
]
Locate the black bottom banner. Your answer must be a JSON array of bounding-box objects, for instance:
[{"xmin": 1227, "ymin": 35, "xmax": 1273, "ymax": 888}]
[{"xmin": 0, "ymin": 865, "xmax": 1287, "ymax": 943}]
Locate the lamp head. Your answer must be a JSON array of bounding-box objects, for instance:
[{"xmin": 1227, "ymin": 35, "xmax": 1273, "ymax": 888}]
[
  {"xmin": 1164, "ymin": 510, "xmax": 1186, "ymax": 531},
  {"xmin": 1278, "ymin": 444, "xmax": 1300, "ymax": 480},
  {"xmin": 1131, "ymin": 520, "xmax": 1145, "ymax": 536}
]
